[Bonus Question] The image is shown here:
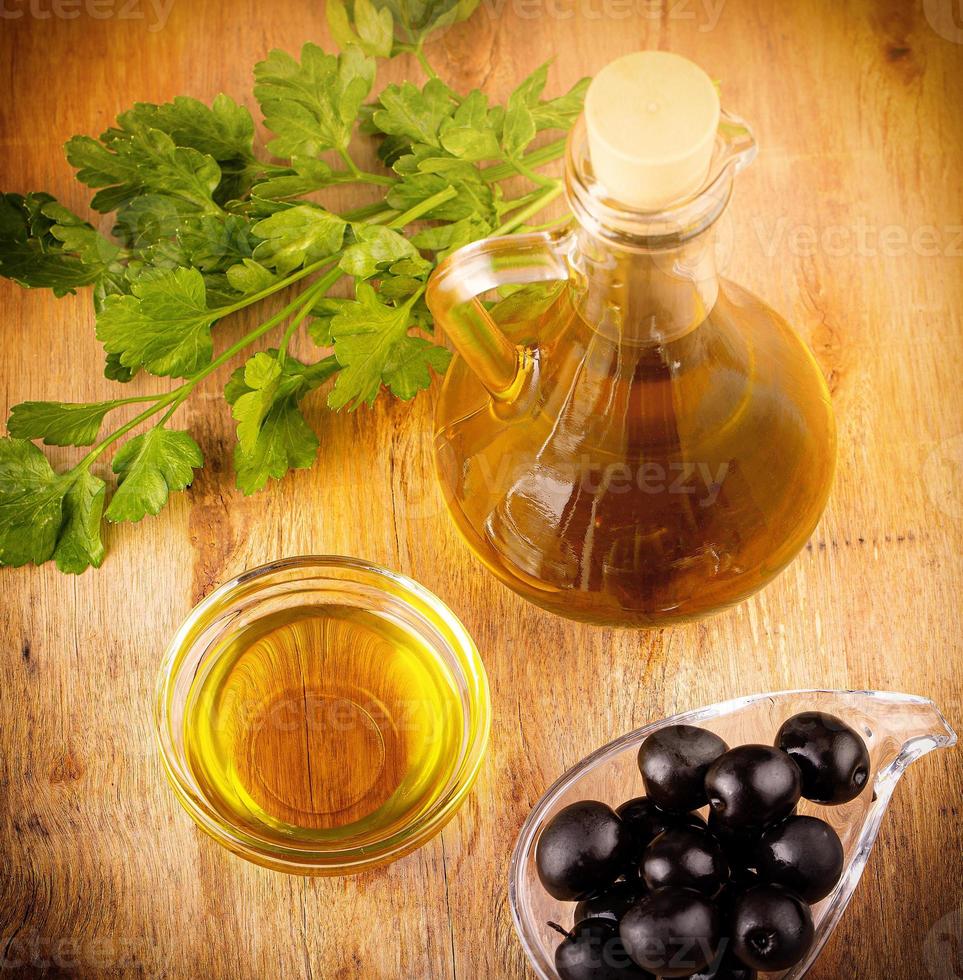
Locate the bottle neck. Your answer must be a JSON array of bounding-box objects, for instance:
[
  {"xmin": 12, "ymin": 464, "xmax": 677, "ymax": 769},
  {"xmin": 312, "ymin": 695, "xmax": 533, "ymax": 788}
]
[
  {"xmin": 559, "ymin": 111, "xmax": 755, "ymax": 347},
  {"xmin": 566, "ymin": 223, "xmax": 720, "ymax": 345}
]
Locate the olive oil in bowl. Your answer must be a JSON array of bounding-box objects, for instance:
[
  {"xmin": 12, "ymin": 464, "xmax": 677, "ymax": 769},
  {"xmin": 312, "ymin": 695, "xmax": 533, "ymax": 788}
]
[
  {"xmin": 157, "ymin": 558, "xmax": 490, "ymax": 874},
  {"xmin": 185, "ymin": 604, "xmax": 466, "ymax": 845}
]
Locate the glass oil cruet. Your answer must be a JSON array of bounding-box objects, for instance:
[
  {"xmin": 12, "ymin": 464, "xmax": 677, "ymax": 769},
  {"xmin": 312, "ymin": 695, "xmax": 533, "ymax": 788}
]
[{"xmin": 426, "ymin": 51, "xmax": 837, "ymax": 627}]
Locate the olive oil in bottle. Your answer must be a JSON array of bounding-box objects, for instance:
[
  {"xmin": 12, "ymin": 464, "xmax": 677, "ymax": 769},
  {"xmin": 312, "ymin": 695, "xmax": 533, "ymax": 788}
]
[
  {"xmin": 434, "ymin": 276, "xmax": 836, "ymax": 627},
  {"xmin": 428, "ymin": 52, "xmax": 836, "ymax": 627}
]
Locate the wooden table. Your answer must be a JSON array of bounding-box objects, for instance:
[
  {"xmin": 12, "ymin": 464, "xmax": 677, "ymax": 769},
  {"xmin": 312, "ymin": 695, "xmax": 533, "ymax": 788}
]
[{"xmin": 2, "ymin": 1, "xmax": 961, "ymax": 977}]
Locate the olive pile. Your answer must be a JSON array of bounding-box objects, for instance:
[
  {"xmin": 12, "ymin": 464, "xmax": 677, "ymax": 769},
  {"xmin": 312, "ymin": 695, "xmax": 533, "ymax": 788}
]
[{"xmin": 536, "ymin": 712, "xmax": 871, "ymax": 979}]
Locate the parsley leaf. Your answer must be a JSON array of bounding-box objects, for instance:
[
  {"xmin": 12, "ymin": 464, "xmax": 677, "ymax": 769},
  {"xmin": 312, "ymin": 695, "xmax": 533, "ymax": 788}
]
[
  {"xmin": 104, "ymin": 351, "xmax": 138, "ymax": 384},
  {"xmin": 7, "ymin": 400, "xmax": 115, "ymax": 447},
  {"xmin": 226, "ymin": 351, "xmax": 339, "ymax": 494},
  {"xmin": 439, "ymin": 90, "xmax": 501, "ymax": 161},
  {"xmin": 42, "ymin": 201, "xmax": 123, "ymax": 268},
  {"xmin": 66, "ymin": 128, "xmax": 222, "ymax": 217},
  {"xmin": 327, "ymin": 0, "xmax": 394, "ymax": 58},
  {"xmin": 0, "ymin": 438, "xmax": 71, "ymax": 567},
  {"xmin": 226, "ymin": 258, "xmax": 278, "ymax": 295},
  {"xmin": 176, "ymin": 213, "xmax": 255, "ymax": 273},
  {"xmin": 251, "ymin": 204, "xmax": 346, "ymax": 275},
  {"xmin": 327, "ymin": 284, "xmax": 451, "ymax": 409},
  {"xmin": 502, "ymin": 90, "xmax": 538, "ymax": 159},
  {"xmin": 54, "ymin": 470, "xmax": 107, "ymax": 573},
  {"xmin": 383, "ymin": 335, "xmax": 453, "ymax": 399},
  {"xmin": 254, "ymin": 44, "xmax": 375, "ymax": 157},
  {"xmin": 0, "ymin": 193, "xmax": 104, "ymax": 296},
  {"xmin": 0, "ymin": 439, "xmax": 107, "ymax": 573},
  {"xmin": 96, "ymin": 266, "xmax": 217, "ymax": 377},
  {"xmin": 250, "ymin": 158, "xmax": 338, "ymax": 206},
  {"xmin": 532, "ymin": 76, "xmax": 592, "ymax": 131},
  {"xmin": 328, "ymin": 0, "xmax": 480, "ymax": 52},
  {"xmin": 499, "ymin": 65, "xmax": 589, "ymax": 155},
  {"xmin": 373, "ymin": 78, "xmax": 455, "ymax": 148},
  {"xmin": 339, "ymin": 225, "xmax": 421, "ymax": 279},
  {"xmin": 382, "ymin": 0, "xmax": 480, "ymax": 36},
  {"xmin": 110, "ymin": 94, "xmax": 256, "ymax": 165},
  {"xmin": 411, "ymin": 215, "xmax": 492, "ymax": 256},
  {"xmin": 105, "ymin": 427, "xmax": 203, "ymax": 522}
]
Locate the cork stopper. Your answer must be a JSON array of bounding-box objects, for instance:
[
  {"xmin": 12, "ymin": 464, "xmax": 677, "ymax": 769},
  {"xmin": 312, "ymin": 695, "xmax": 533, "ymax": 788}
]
[{"xmin": 584, "ymin": 51, "xmax": 720, "ymax": 211}]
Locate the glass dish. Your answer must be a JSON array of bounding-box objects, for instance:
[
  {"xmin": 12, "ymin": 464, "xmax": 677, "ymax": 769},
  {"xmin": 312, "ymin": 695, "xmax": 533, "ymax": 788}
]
[
  {"xmin": 155, "ymin": 555, "xmax": 491, "ymax": 875},
  {"xmin": 509, "ymin": 689, "xmax": 957, "ymax": 977}
]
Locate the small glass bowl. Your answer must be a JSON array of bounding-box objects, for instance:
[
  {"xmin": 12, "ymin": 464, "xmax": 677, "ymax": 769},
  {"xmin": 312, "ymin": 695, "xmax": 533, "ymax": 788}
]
[
  {"xmin": 509, "ymin": 689, "xmax": 957, "ymax": 978},
  {"xmin": 155, "ymin": 556, "xmax": 491, "ymax": 875}
]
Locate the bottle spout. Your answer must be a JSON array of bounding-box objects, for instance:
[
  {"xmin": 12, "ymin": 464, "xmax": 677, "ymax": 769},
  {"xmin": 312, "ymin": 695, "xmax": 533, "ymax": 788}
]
[
  {"xmin": 862, "ymin": 691, "xmax": 958, "ymax": 772},
  {"xmin": 715, "ymin": 109, "xmax": 757, "ymax": 180}
]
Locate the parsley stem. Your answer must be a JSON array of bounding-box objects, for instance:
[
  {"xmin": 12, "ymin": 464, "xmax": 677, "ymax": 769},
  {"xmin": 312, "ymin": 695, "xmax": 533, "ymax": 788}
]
[
  {"xmin": 492, "ymin": 183, "xmax": 564, "ymax": 236},
  {"xmin": 338, "ymin": 149, "xmax": 395, "ymax": 187},
  {"xmin": 520, "ymin": 212, "xmax": 573, "ymax": 233},
  {"xmin": 511, "ymin": 158, "xmax": 560, "ymax": 189},
  {"xmin": 104, "ymin": 393, "xmax": 172, "ymax": 407},
  {"xmin": 344, "ymin": 202, "xmax": 397, "ymax": 223},
  {"xmin": 77, "ymin": 395, "xmax": 180, "ymax": 469},
  {"xmin": 482, "ymin": 138, "xmax": 569, "ymax": 183},
  {"xmin": 358, "ymin": 172, "xmax": 396, "ymax": 187},
  {"xmin": 277, "ymin": 271, "xmax": 342, "ymax": 364},
  {"xmin": 190, "ymin": 271, "xmax": 338, "ymax": 386},
  {"xmin": 215, "ymin": 257, "xmax": 334, "ymax": 317},
  {"xmin": 500, "ymin": 187, "xmax": 554, "ymax": 215},
  {"xmin": 387, "ymin": 186, "xmax": 458, "ymax": 228},
  {"xmin": 339, "ymin": 148, "xmax": 360, "ymax": 174},
  {"xmin": 414, "ymin": 43, "xmax": 439, "ymax": 81},
  {"xmin": 156, "ymin": 387, "xmax": 192, "ymax": 427},
  {"xmin": 77, "ymin": 265, "xmax": 345, "ymax": 468}
]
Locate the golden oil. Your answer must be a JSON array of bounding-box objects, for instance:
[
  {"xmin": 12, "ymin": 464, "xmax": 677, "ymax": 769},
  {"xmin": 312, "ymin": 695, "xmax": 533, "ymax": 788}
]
[
  {"xmin": 434, "ymin": 278, "xmax": 836, "ymax": 627},
  {"xmin": 183, "ymin": 604, "xmax": 466, "ymax": 846}
]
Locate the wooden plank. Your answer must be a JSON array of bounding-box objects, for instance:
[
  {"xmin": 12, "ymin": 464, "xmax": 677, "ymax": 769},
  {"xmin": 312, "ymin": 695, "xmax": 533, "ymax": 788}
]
[{"xmin": 1, "ymin": 0, "xmax": 961, "ymax": 977}]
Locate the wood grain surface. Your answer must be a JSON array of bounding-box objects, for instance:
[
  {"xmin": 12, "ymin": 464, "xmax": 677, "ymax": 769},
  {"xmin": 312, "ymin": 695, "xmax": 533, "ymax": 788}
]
[{"xmin": 2, "ymin": 0, "xmax": 962, "ymax": 977}]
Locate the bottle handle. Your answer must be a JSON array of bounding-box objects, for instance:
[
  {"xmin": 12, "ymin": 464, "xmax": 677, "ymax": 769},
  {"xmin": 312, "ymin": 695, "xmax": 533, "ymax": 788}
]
[{"xmin": 426, "ymin": 230, "xmax": 571, "ymax": 400}]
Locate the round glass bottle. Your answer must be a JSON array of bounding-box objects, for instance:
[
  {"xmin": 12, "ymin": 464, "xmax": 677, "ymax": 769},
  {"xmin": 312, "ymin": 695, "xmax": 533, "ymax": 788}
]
[{"xmin": 427, "ymin": 74, "xmax": 836, "ymax": 627}]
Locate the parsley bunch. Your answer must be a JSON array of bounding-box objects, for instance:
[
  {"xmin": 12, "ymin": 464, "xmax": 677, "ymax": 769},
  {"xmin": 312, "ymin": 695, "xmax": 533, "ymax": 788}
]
[{"xmin": 0, "ymin": 0, "xmax": 587, "ymax": 573}]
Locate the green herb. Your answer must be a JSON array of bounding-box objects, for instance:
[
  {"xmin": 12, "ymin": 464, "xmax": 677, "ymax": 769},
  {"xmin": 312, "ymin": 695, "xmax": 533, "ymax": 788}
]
[{"xmin": 0, "ymin": 0, "xmax": 588, "ymax": 572}]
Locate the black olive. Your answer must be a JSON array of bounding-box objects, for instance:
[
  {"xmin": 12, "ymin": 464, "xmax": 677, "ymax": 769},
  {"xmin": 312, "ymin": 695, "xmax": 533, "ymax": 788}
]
[
  {"xmin": 619, "ymin": 887, "xmax": 721, "ymax": 978},
  {"xmin": 617, "ymin": 796, "xmax": 707, "ymax": 858},
  {"xmin": 575, "ymin": 880, "xmax": 649, "ymax": 925},
  {"xmin": 537, "ymin": 801, "xmax": 634, "ymax": 901},
  {"xmin": 637, "ymin": 725, "xmax": 729, "ymax": 812},
  {"xmin": 730, "ymin": 884, "xmax": 814, "ymax": 971},
  {"xmin": 555, "ymin": 917, "xmax": 655, "ymax": 979},
  {"xmin": 685, "ymin": 946, "xmax": 758, "ymax": 979},
  {"xmin": 754, "ymin": 815, "xmax": 844, "ymax": 903},
  {"xmin": 642, "ymin": 827, "xmax": 729, "ymax": 897},
  {"xmin": 705, "ymin": 745, "xmax": 801, "ymax": 832},
  {"xmin": 776, "ymin": 712, "xmax": 871, "ymax": 804}
]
